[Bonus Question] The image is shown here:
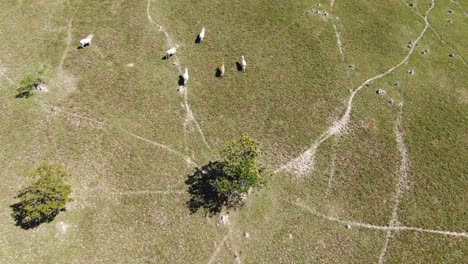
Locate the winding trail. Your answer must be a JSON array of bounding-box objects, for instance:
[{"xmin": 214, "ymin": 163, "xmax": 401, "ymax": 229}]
[
  {"xmin": 182, "ymin": 88, "xmax": 212, "ymax": 152},
  {"xmin": 208, "ymin": 234, "xmax": 229, "ymax": 264},
  {"xmin": 295, "ymin": 202, "xmax": 468, "ymax": 238},
  {"xmin": 58, "ymin": 19, "xmax": 73, "ymax": 73},
  {"xmin": 401, "ymin": 0, "xmax": 468, "ymax": 66},
  {"xmin": 58, "ymin": 0, "xmax": 83, "ymax": 73},
  {"xmin": 110, "ymin": 189, "xmax": 184, "ymax": 196},
  {"xmin": 46, "ymin": 104, "xmax": 196, "ymax": 166},
  {"xmin": 0, "ymin": 64, "xmax": 15, "ymax": 85},
  {"xmin": 329, "ymin": 0, "xmax": 345, "ymax": 61},
  {"xmin": 45, "ymin": 104, "xmax": 108, "ymax": 128},
  {"xmin": 276, "ymin": 0, "xmax": 435, "ymax": 176},
  {"xmin": 378, "ymin": 103, "xmax": 410, "ymax": 264},
  {"xmin": 119, "ymin": 129, "xmax": 198, "ymax": 166},
  {"xmin": 146, "ymin": 0, "xmax": 211, "ymax": 153},
  {"xmin": 326, "ymin": 139, "xmax": 338, "ymax": 195},
  {"xmin": 333, "ymin": 22, "xmax": 345, "ymax": 61},
  {"xmin": 451, "ymin": 0, "xmax": 467, "ymax": 16}
]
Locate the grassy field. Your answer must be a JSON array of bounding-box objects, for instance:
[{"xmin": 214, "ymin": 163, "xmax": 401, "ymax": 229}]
[{"xmin": 0, "ymin": 0, "xmax": 466, "ymax": 263}]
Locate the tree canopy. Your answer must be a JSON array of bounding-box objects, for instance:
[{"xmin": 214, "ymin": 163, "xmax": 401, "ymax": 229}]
[
  {"xmin": 218, "ymin": 135, "xmax": 262, "ymax": 208},
  {"xmin": 186, "ymin": 136, "xmax": 263, "ymax": 215},
  {"xmin": 11, "ymin": 164, "xmax": 72, "ymax": 229}
]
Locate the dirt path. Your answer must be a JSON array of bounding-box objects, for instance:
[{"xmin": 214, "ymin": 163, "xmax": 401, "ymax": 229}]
[
  {"xmin": 326, "ymin": 139, "xmax": 338, "ymax": 195},
  {"xmin": 182, "ymin": 88, "xmax": 212, "ymax": 152},
  {"xmin": 451, "ymin": 0, "xmax": 467, "ymax": 16},
  {"xmin": 378, "ymin": 103, "xmax": 410, "ymax": 264},
  {"xmin": 295, "ymin": 202, "xmax": 468, "ymax": 238},
  {"xmin": 208, "ymin": 234, "xmax": 229, "ymax": 264},
  {"xmin": 401, "ymin": 0, "xmax": 468, "ymax": 66},
  {"xmin": 146, "ymin": 0, "xmax": 182, "ymax": 72},
  {"xmin": 58, "ymin": 1, "xmax": 83, "ymax": 73},
  {"xmin": 146, "ymin": 0, "xmax": 211, "ymax": 154},
  {"xmin": 58, "ymin": 19, "xmax": 73, "ymax": 73},
  {"xmin": 276, "ymin": 0, "xmax": 435, "ymax": 176},
  {"xmin": 119, "ymin": 129, "xmax": 198, "ymax": 166},
  {"xmin": 333, "ymin": 22, "xmax": 345, "ymax": 61},
  {"xmin": 0, "ymin": 64, "xmax": 15, "ymax": 85},
  {"xmin": 430, "ymin": 28, "xmax": 468, "ymax": 66},
  {"xmin": 46, "ymin": 104, "xmax": 197, "ymax": 166},
  {"xmin": 226, "ymin": 217, "xmax": 242, "ymax": 264},
  {"xmin": 329, "ymin": 0, "xmax": 345, "ymax": 61},
  {"xmin": 109, "ymin": 189, "xmax": 184, "ymax": 196}
]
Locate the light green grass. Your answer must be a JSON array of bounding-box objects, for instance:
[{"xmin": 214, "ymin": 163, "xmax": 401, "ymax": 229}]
[{"xmin": 0, "ymin": 0, "xmax": 466, "ymax": 263}]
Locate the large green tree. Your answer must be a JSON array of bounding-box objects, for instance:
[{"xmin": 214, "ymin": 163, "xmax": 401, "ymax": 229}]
[
  {"xmin": 186, "ymin": 136, "xmax": 263, "ymax": 215},
  {"xmin": 11, "ymin": 164, "xmax": 72, "ymax": 229},
  {"xmin": 217, "ymin": 135, "xmax": 263, "ymax": 208}
]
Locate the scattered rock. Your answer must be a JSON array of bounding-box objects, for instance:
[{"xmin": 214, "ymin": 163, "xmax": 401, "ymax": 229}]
[
  {"xmin": 317, "ymin": 3, "xmax": 321, "ymax": 6},
  {"xmin": 177, "ymin": 86, "xmax": 185, "ymax": 93},
  {"xmin": 126, "ymin": 63, "xmax": 135, "ymax": 68},
  {"xmin": 35, "ymin": 83, "xmax": 48, "ymax": 92},
  {"xmin": 447, "ymin": 19, "xmax": 453, "ymax": 23},
  {"xmin": 394, "ymin": 81, "xmax": 400, "ymax": 87},
  {"xmin": 376, "ymin": 89, "xmax": 386, "ymax": 94},
  {"xmin": 158, "ymin": 26, "xmax": 163, "ymax": 32},
  {"xmin": 348, "ymin": 64, "xmax": 355, "ymax": 70},
  {"xmin": 388, "ymin": 99, "xmax": 395, "ymax": 104},
  {"xmin": 243, "ymin": 232, "xmax": 250, "ymax": 239},
  {"xmin": 323, "ymin": 11, "xmax": 328, "ymax": 16},
  {"xmin": 55, "ymin": 221, "xmax": 70, "ymax": 235},
  {"xmin": 409, "ymin": 3, "xmax": 414, "ymax": 7},
  {"xmin": 407, "ymin": 69, "xmax": 415, "ymax": 75},
  {"xmin": 421, "ymin": 49, "xmax": 429, "ymax": 55},
  {"xmin": 172, "ymin": 62, "xmax": 178, "ymax": 66},
  {"xmin": 345, "ymin": 224, "xmax": 351, "ymax": 229},
  {"xmin": 288, "ymin": 233, "xmax": 293, "ymax": 239},
  {"xmin": 449, "ymin": 53, "xmax": 455, "ymax": 58},
  {"xmin": 447, "ymin": 9, "xmax": 454, "ymax": 14},
  {"xmin": 365, "ymin": 81, "xmax": 372, "ymax": 87},
  {"xmin": 219, "ymin": 213, "xmax": 230, "ymax": 226}
]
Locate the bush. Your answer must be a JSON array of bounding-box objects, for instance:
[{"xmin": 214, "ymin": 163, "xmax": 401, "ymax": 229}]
[
  {"xmin": 11, "ymin": 164, "xmax": 72, "ymax": 229},
  {"xmin": 15, "ymin": 64, "xmax": 47, "ymax": 98}
]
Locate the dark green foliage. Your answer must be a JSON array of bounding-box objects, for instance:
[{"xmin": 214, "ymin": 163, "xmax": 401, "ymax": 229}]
[
  {"xmin": 11, "ymin": 164, "xmax": 72, "ymax": 229},
  {"xmin": 218, "ymin": 135, "xmax": 263, "ymax": 207},
  {"xmin": 186, "ymin": 136, "xmax": 263, "ymax": 215}
]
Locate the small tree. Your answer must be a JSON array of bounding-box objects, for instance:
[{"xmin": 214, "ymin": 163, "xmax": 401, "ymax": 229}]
[
  {"xmin": 11, "ymin": 164, "xmax": 72, "ymax": 229},
  {"xmin": 217, "ymin": 136, "xmax": 263, "ymax": 208}
]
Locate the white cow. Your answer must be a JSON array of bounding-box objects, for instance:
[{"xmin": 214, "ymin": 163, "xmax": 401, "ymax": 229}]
[
  {"xmin": 241, "ymin": 55, "xmax": 247, "ymax": 72},
  {"xmin": 198, "ymin": 27, "xmax": 206, "ymax": 43},
  {"xmin": 182, "ymin": 67, "xmax": 189, "ymax": 86},
  {"xmin": 165, "ymin": 45, "xmax": 179, "ymax": 59},
  {"xmin": 80, "ymin": 34, "xmax": 93, "ymax": 48}
]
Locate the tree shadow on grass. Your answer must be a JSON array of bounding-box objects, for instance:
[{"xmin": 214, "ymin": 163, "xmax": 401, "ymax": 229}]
[
  {"xmin": 10, "ymin": 202, "xmax": 63, "ymax": 230},
  {"xmin": 185, "ymin": 161, "xmax": 227, "ymax": 216},
  {"xmin": 15, "ymin": 86, "xmax": 33, "ymax": 98}
]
